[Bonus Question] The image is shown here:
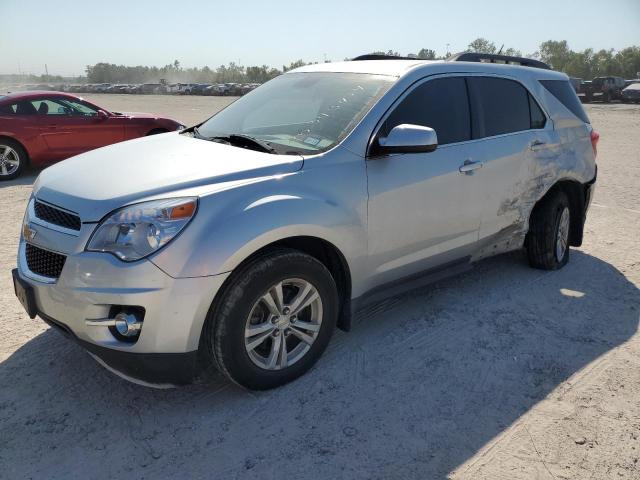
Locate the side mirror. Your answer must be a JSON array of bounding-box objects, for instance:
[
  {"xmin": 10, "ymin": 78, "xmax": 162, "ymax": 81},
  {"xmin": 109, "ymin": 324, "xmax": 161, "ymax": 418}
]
[
  {"xmin": 96, "ymin": 109, "xmax": 109, "ymax": 121},
  {"xmin": 373, "ymin": 124, "xmax": 438, "ymax": 156}
]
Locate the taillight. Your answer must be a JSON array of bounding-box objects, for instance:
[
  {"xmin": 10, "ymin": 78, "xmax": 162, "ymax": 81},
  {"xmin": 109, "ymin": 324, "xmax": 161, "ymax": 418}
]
[{"xmin": 590, "ymin": 130, "xmax": 600, "ymax": 158}]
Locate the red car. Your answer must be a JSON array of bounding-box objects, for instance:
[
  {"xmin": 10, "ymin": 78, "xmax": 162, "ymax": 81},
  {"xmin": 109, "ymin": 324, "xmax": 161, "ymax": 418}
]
[{"xmin": 0, "ymin": 91, "xmax": 184, "ymax": 180}]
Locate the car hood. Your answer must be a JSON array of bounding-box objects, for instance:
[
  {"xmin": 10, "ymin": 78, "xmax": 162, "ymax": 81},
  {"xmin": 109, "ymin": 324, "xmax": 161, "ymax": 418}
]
[{"xmin": 34, "ymin": 132, "xmax": 303, "ymax": 221}]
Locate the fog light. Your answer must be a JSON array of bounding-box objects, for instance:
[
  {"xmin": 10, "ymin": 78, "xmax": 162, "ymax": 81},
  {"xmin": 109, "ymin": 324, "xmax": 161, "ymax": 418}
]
[{"xmin": 114, "ymin": 312, "xmax": 143, "ymax": 337}]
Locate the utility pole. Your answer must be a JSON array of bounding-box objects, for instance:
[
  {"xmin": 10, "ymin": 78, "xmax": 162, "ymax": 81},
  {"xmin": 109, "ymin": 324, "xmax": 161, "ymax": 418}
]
[{"xmin": 45, "ymin": 64, "xmax": 49, "ymax": 77}]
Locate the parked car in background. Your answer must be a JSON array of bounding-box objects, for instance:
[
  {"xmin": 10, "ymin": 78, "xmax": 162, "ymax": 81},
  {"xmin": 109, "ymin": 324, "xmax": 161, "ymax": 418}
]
[
  {"xmin": 576, "ymin": 80, "xmax": 592, "ymax": 103},
  {"xmin": 94, "ymin": 83, "xmax": 112, "ymax": 93},
  {"xmin": 175, "ymin": 83, "xmax": 196, "ymax": 95},
  {"xmin": 569, "ymin": 77, "xmax": 582, "ymax": 93},
  {"xmin": 168, "ymin": 83, "xmax": 195, "ymax": 94},
  {"xmin": 0, "ymin": 91, "xmax": 184, "ymax": 179},
  {"xmin": 202, "ymin": 84, "xmax": 218, "ymax": 96},
  {"xmin": 240, "ymin": 83, "xmax": 260, "ymax": 95},
  {"xmin": 224, "ymin": 83, "xmax": 243, "ymax": 95},
  {"xmin": 132, "ymin": 83, "xmax": 166, "ymax": 94},
  {"xmin": 11, "ymin": 55, "xmax": 598, "ymax": 389},
  {"xmin": 587, "ymin": 76, "xmax": 626, "ymax": 102},
  {"xmin": 190, "ymin": 83, "xmax": 212, "ymax": 95},
  {"xmin": 622, "ymin": 82, "xmax": 640, "ymax": 103},
  {"xmin": 105, "ymin": 84, "xmax": 129, "ymax": 94},
  {"xmin": 210, "ymin": 84, "xmax": 228, "ymax": 95}
]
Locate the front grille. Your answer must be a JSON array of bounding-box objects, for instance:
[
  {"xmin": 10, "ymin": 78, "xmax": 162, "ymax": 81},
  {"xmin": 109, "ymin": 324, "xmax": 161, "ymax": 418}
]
[
  {"xmin": 34, "ymin": 200, "xmax": 81, "ymax": 231},
  {"xmin": 25, "ymin": 243, "xmax": 67, "ymax": 279}
]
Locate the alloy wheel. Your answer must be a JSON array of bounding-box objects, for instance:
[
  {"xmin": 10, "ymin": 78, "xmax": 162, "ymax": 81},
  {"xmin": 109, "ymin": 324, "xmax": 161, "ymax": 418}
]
[
  {"xmin": 244, "ymin": 278, "xmax": 323, "ymax": 370},
  {"xmin": 0, "ymin": 145, "xmax": 20, "ymax": 177}
]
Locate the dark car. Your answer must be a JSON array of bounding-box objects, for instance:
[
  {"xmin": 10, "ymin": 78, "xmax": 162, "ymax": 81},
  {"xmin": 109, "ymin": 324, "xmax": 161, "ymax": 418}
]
[
  {"xmin": 0, "ymin": 91, "xmax": 184, "ymax": 180},
  {"xmin": 190, "ymin": 83, "xmax": 212, "ymax": 95},
  {"xmin": 136, "ymin": 83, "xmax": 167, "ymax": 94},
  {"xmin": 622, "ymin": 83, "xmax": 640, "ymax": 103},
  {"xmin": 590, "ymin": 76, "xmax": 626, "ymax": 102}
]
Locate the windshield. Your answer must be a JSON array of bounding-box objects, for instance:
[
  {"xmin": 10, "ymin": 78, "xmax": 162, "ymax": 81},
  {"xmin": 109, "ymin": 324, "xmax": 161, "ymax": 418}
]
[{"xmin": 195, "ymin": 72, "xmax": 395, "ymax": 155}]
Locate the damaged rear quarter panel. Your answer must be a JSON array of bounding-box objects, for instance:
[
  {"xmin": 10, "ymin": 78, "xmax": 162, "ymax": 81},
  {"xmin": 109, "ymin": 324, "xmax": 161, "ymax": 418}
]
[{"xmin": 473, "ymin": 81, "xmax": 596, "ymax": 261}]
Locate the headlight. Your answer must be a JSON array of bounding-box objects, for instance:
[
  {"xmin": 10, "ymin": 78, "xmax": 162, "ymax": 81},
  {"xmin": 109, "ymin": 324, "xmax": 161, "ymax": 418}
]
[{"xmin": 86, "ymin": 198, "xmax": 197, "ymax": 262}]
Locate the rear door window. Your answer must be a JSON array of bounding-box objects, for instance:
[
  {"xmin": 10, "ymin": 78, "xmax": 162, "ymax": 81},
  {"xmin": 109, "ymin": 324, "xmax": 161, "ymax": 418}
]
[
  {"xmin": 381, "ymin": 77, "xmax": 471, "ymax": 145},
  {"xmin": 529, "ymin": 94, "xmax": 546, "ymax": 129},
  {"xmin": 467, "ymin": 77, "xmax": 533, "ymax": 138},
  {"xmin": 18, "ymin": 101, "xmax": 37, "ymax": 115},
  {"xmin": 539, "ymin": 79, "xmax": 590, "ymax": 124}
]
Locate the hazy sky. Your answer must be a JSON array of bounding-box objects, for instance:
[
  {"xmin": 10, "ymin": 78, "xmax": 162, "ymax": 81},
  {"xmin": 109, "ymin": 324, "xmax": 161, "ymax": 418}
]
[{"xmin": 1, "ymin": 0, "xmax": 639, "ymax": 76}]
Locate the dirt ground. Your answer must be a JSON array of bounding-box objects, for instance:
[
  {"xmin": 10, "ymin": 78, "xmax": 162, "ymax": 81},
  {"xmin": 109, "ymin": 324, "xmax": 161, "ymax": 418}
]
[{"xmin": 0, "ymin": 96, "xmax": 638, "ymax": 479}]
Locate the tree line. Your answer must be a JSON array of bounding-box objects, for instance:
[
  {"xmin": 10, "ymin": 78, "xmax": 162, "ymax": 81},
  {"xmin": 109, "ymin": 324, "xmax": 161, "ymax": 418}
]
[
  {"xmin": 84, "ymin": 59, "xmax": 311, "ymax": 85},
  {"xmin": 82, "ymin": 39, "xmax": 640, "ymax": 84},
  {"xmin": 4, "ymin": 38, "xmax": 639, "ymax": 86}
]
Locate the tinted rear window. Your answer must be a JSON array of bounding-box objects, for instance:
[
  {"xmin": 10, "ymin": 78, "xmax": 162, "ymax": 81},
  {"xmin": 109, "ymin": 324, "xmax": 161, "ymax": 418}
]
[
  {"xmin": 539, "ymin": 79, "xmax": 590, "ymax": 124},
  {"xmin": 467, "ymin": 77, "xmax": 532, "ymax": 138},
  {"xmin": 382, "ymin": 77, "xmax": 471, "ymax": 145}
]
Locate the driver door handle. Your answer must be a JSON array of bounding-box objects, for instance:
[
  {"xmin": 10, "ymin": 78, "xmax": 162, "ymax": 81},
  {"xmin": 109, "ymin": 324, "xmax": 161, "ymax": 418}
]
[{"xmin": 459, "ymin": 160, "xmax": 483, "ymax": 174}]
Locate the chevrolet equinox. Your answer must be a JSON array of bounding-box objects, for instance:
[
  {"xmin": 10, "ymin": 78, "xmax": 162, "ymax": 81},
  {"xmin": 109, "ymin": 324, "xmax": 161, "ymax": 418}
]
[{"xmin": 13, "ymin": 54, "xmax": 598, "ymax": 389}]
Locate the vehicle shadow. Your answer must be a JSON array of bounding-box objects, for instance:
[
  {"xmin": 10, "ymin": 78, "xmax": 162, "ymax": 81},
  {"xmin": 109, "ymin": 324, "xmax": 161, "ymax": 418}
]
[
  {"xmin": 0, "ymin": 250, "xmax": 637, "ymax": 479},
  {"xmin": 0, "ymin": 169, "xmax": 38, "ymax": 188}
]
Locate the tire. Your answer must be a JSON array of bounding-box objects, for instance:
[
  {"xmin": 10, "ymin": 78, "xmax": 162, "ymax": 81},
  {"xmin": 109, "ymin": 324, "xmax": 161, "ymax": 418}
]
[
  {"xmin": 526, "ymin": 190, "xmax": 571, "ymax": 270},
  {"xmin": 203, "ymin": 249, "xmax": 339, "ymax": 390},
  {"xmin": 0, "ymin": 138, "xmax": 27, "ymax": 181}
]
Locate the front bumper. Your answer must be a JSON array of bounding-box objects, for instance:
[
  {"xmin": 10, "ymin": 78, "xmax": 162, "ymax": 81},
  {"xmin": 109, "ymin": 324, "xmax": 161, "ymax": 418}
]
[
  {"xmin": 15, "ymin": 236, "xmax": 229, "ymax": 385},
  {"xmin": 39, "ymin": 309, "xmax": 199, "ymax": 385}
]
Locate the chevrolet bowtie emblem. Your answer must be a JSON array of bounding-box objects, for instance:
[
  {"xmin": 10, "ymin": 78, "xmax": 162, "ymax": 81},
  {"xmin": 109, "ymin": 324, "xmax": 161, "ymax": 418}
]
[{"xmin": 23, "ymin": 223, "xmax": 37, "ymax": 241}]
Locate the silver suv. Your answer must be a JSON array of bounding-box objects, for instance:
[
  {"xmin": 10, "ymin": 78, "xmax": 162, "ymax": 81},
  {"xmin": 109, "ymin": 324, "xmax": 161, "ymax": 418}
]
[{"xmin": 13, "ymin": 55, "xmax": 598, "ymax": 389}]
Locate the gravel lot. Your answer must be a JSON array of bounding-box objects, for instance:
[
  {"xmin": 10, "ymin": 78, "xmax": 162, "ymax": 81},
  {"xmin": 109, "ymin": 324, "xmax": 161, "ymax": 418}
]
[{"xmin": 0, "ymin": 97, "xmax": 638, "ymax": 479}]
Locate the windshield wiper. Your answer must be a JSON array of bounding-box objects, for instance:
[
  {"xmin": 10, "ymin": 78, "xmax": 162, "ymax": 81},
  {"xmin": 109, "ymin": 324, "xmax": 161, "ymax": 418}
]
[{"xmin": 193, "ymin": 130, "xmax": 277, "ymax": 154}]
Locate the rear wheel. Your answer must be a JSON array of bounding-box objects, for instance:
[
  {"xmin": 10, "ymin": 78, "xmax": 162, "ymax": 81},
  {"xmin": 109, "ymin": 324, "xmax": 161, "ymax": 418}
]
[
  {"xmin": 526, "ymin": 190, "xmax": 571, "ymax": 270},
  {"xmin": 0, "ymin": 139, "xmax": 27, "ymax": 181},
  {"xmin": 204, "ymin": 249, "xmax": 339, "ymax": 390}
]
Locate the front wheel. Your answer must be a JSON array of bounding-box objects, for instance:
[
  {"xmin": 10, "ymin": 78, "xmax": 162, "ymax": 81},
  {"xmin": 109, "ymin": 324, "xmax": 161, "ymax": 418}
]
[
  {"xmin": 0, "ymin": 139, "xmax": 27, "ymax": 181},
  {"xmin": 204, "ymin": 249, "xmax": 339, "ymax": 390},
  {"xmin": 526, "ymin": 190, "xmax": 571, "ymax": 270}
]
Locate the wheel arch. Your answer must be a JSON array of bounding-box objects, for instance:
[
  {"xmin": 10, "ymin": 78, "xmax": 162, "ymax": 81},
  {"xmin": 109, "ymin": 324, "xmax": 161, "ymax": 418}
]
[
  {"xmin": 213, "ymin": 235, "xmax": 353, "ymax": 333},
  {"xmin": 529, "ymin": 178, "xmax": 588, "ymax": 247}
]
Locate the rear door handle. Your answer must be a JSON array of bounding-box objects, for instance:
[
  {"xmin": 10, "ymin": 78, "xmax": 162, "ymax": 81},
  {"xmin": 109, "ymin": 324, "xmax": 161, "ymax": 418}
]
[
  {"xmin": 530, "ymin": 139, "xmax": 546, "ymax": 150},
  {"xmin": 459, "ymin": 160, "xmax": 483, "ymax": 174}
]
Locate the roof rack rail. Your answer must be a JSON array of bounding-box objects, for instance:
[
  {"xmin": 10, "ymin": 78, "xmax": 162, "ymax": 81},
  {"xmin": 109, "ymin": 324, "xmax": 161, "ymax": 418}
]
[
  {"xmin": 447, "ymin": 52, "xmax": 551, "ymax": 70},
  {"xmin": 352, "ymin": 54, "xmax": 418, "ymax": 61}
]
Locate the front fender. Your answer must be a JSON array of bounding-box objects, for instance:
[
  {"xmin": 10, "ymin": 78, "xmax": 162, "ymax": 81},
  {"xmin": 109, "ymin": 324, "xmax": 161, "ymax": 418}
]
[{"xmin": 150, "ymin": 160, "xmax": 368, "ymax": 291}]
